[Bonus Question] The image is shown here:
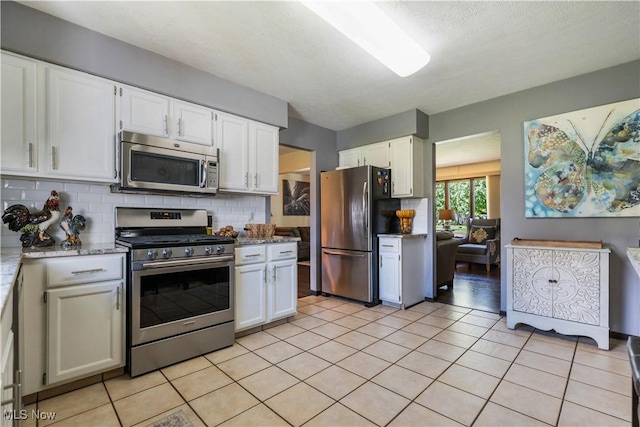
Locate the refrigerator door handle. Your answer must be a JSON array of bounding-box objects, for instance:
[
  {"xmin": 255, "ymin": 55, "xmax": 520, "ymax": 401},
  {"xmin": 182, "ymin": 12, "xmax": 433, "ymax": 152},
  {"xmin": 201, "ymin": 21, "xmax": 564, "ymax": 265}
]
[
  {"xmin": 362, "ymin": 181, "xmax": 368, "ymax": 237},
  {"xmin": 322, "ymin": 249, "xmax": 367, "ymax": 258}
]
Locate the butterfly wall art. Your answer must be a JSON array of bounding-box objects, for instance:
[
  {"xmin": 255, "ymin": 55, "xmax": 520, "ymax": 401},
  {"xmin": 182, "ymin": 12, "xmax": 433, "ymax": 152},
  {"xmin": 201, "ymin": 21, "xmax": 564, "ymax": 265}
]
[{"xmin": 524, "ymin": 98, "xmax": 640, "ymax": 218}]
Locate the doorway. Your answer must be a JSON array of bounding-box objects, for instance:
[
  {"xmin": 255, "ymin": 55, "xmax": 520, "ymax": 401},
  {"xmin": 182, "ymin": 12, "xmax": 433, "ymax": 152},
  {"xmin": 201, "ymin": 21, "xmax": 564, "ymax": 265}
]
[
  {"xmin": 433, "ymin": 131, "xmax": 501, "ymax": 313},
  {"xmin": 273, "ymin": 145, "xmax": 313, "ymax": 298}
]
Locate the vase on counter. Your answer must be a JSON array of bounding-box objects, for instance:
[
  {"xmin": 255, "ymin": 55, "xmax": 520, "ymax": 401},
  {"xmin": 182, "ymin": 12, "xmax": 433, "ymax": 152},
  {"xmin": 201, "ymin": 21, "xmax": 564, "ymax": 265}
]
[{"xmin": 396, "ymin": 209, "xmax": 415, "ymax": 234}]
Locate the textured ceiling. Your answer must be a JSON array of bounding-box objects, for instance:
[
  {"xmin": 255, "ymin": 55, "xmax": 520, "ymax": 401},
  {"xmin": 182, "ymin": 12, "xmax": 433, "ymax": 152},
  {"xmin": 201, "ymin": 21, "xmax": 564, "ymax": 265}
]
[
  {"xmin": 19, "ymin": 1, "xmax": 640, "ymax": 133},
  {"xmin": 435, "ymin": 131, "xmax": 501, "ymax": 168}
]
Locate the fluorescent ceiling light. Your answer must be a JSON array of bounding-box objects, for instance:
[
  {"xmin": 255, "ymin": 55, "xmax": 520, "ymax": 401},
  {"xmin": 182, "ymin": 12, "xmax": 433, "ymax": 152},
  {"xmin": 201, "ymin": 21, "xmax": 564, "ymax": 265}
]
[{"xmin": 302, "ymin": 1, "xmax": 430, "ymax": 77}]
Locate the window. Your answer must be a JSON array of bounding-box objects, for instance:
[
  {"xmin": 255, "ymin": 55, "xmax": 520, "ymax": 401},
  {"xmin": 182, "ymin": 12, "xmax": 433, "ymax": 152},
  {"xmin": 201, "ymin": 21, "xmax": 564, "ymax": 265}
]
[{"xmin": 436, "ymin": 177, "xmax": 487, "ymax": 227}]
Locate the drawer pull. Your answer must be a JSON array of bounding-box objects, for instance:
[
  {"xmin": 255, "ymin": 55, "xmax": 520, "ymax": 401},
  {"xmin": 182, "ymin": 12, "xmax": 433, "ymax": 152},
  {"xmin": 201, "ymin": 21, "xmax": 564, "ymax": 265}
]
[
  {"xmin": 244, "ymin": 254, "xmax": 262, "ymax": 258},
  {"xmin": 279, "ymin": 250, "xmax": 293, "ymax": 255},
  {"xmin": 382, "ymin": 245, "xmax": 395, "ymax": 248},
  {"xmin": 71, "ymin": 268, "xmax": 106, "ymax": 275},
  {"xmin": 183, "ymin": 321, "xmax": 195, "ymax": 326}
]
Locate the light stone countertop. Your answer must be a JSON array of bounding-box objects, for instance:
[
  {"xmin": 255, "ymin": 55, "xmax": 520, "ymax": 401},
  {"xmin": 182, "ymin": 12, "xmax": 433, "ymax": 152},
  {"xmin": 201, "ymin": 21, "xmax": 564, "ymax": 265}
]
[
  {"xmin": 1, "ymin": 244, "xmax": 128, "ymax": 312},
  {"xmin": 378, "ymin": 233, "xmax": 428, "ymax": 239},
  {"xmin": 628, "ymin": 248, "xmax": 640, "ymax": 278},
  {"xmin": 236, "ymin": 236, "xmax": 301, "ymax": 246}
]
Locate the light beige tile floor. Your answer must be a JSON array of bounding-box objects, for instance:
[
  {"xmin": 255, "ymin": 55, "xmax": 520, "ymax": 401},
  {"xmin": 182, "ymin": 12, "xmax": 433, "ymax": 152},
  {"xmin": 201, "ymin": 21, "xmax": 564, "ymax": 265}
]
[{"xmin": 28, "ymin": 296, "xmax": 632, "ymax": 426}]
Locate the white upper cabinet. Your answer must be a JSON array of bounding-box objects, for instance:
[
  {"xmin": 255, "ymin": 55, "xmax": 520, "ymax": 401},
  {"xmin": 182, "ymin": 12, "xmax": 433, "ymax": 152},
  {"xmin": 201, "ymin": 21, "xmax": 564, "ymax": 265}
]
[
  {"xmin": 338, "ymin": 147, "xmax": 363, "ymax": 168},
  {"xmin": 171, "ymin": 100, "xmax": 214, "ymax": 146},
  {"xmin": 363, "ymin": 141, "xmax": 390, "ymax": 168},
  {"xmin": 120, "ymin": 86, "xmax": 170, "ymax": 137},
  {"xmin": 250, "ymin": 121, "xmax": 279, "ymax": 194},
  {"xmin": 215, "ymin": 111, "xmax": 279, "ymax": 195},
  {"xmin": 389, "ymin": 136, "xmax": 425, "ymax": 198},
  {"xmin": 337, "ymin": 142, "xmax": 390, "ymax": 169},
  {"xmin": 337, "ymin": 136, "xmax": 425, "ymax": 198},
  {"xmin": 121, "ymin": 86, "xmax": 215, "ymax": 145},
  {"xmin": 1, "ymin": 52, "xmax": 38, "ymax": 174},
  {"xmin": 215, "ymin": 111, "xmax": 250, "ymax": 192},
  {"xmin": 45, "ymin": 66, "xmax": 116, "ymax": 181}
]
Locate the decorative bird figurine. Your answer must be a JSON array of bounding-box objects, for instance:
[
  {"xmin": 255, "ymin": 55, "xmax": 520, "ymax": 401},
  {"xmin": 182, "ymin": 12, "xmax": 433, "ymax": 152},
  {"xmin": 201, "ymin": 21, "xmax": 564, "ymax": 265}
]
[
  {"xmin": 59, "ymin": 206, "xmax": 86, "ymax": 248},
  {"xmin": 2, "ymin": 190, "xmax": 61, "ymax": 247}
]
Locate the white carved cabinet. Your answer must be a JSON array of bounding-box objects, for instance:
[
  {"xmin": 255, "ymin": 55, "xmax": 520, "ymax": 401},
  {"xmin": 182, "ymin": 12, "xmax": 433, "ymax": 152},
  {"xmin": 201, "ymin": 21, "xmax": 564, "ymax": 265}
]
[{"xmin": 506, "ymin": 243, "xmax": 610, "ymax": 349}]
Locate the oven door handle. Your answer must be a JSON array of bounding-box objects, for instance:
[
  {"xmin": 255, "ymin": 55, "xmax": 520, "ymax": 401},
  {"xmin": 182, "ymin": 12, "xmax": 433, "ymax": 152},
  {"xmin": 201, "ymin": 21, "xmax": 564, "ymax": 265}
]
[{"xmin": 141, "ymin": 256, "xmax": 234, "ymax": 269}]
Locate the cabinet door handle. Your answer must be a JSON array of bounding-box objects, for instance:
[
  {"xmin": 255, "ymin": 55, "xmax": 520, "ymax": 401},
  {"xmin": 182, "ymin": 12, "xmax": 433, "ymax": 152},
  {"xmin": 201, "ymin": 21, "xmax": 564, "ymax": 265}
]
[
  {"xmin": 164, "ymin": 115, "xmax": 168, "ymax": 135},
  {"xmin": 28, "ymin": 143, "xmax": 34, "ymax": 167},
  {"xmin": 177, "ymin": 118, "xmax": 182, "ymax": 136},
  {"xmin": 51, "ymin": 146, "xmax": 57, "ymax": 170},
  {"xmin": 245, "ymin": 172, "xmax": 249, "ymax": 187},
  {"xmin": 380, "ymin": 255, "xmax": 383, "ymax": 269},
  {"xmin": 71, "ymin": 268, "xmax": 106, "ymax": 275},
  {"xmin": 116, "ymin": 285, "xmax": 120, "ymax": 310},
  {"xmin": 272, "ymin": 266, "xmax": 277, "ymax": 282},
  {"xmin": 254, "ymin": 173, "xmax": 258, "ymax": 187},
  {"xmin": 264, "ymin": 267, "xmax": 267, "ymax": 284}
]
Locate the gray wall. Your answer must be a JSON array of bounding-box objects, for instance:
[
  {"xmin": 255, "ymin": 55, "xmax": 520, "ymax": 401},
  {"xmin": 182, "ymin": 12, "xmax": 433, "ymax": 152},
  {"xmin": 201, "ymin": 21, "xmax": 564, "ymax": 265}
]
[
  {"xmin": 280, "ymin": 118, "xmax": 338, "ymax": 292},
  {"xmin": 429, "ymin": 60, "xmax": 640, "ymax": 335},
  {"xmin": 337, "ymin": 109, "xmax": 429, "ymax": 149},
  {"xmin": 0, "ymin": 1, "xmax": 287, "ymax": 128}
]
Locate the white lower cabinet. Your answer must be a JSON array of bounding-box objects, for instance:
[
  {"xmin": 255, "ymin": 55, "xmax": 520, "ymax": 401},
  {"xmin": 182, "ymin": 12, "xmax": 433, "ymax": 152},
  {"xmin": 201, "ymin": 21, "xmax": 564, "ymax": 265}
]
[
  {"xmin": 235, "ymin": 262, "xmax": 268, "ymax": 331},
  {"xmin": 506, "ymin": 243, "xmax": 610, "ymax": 349},
  {"xmin": 46, "ymin": 281, "xmax": 123, "ymax": 385},
  {"xmin": 378, "ymin": 235, "xmax": 426, "ymax": 309},
  {"xmin": 1, "ymin": 269, "xmax": 19, "ymax": 427},
  {"xmin": 20, "ymin": 254, "xmax": 126, "ymax": 395},
  {"xmin": 235, "ymin": 243, "xmax": 297, "ymax": 332}
]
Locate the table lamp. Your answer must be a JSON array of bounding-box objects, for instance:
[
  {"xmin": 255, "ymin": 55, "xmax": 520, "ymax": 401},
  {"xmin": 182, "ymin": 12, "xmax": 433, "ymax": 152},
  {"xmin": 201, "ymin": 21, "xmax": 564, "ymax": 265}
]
[{"xmin": 438, "ymin": 209, "xmax": 454, "ymax": 230}]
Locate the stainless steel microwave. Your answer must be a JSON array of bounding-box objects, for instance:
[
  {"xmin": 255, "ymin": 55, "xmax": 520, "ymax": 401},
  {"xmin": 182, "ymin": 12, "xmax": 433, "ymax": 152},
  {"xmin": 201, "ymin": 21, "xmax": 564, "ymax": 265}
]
[{"xmin": 113, "ymin": 131, "xmax": 219, "ymax": 196}]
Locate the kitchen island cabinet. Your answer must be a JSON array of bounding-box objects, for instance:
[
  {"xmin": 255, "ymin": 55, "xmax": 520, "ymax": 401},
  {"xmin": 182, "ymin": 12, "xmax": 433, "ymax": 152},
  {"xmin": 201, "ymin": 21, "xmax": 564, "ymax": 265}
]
[{"xmin": 235, "ymin": 242, "xmax": 297, "ymax": 332}]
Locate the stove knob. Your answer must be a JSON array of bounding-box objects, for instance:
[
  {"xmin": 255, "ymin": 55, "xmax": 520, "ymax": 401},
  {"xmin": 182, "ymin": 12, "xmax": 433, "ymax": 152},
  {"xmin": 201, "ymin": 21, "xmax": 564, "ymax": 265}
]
[
  {"xmin": 162, "ymin": 249, "xmax": 173, "ymax": 259},
  {"xmin": 185, "ymin": 247, "xmax": 194, "ymax": 257},
  {"xmin": 147, "ymin": 249, "xmax": 158, "ymax": 260},
  {"xmin": 204, "ymin": 246, "xmax": 213, "ymax": 255},
  {"xmin": 216, "ymin": 245, "xmax": 225, "ymax": 254}
]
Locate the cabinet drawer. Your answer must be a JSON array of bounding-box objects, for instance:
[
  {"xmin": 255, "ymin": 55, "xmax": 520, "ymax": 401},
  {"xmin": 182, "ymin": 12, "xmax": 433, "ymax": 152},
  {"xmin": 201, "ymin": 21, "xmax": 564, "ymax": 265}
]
[
  {"xmin": 235, "ymin": 246, "xmax": 266, "ymax": 265},
  {"xmin": 267, "ymin": 243, "xmax": 297, "ymax": 261},
  {"xmin": 47, "ymin": 254, "xmax": 124, "ymax": 287},
  {"xmin": 379, "ymin": 238, "xmax": 400, "ymax": 253}
]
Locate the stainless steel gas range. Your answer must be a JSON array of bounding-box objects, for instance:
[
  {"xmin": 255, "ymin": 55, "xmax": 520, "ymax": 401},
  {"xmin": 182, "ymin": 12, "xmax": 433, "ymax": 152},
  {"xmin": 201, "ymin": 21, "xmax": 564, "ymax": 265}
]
[{"xmin": 115, "ymin": 207, "xmax": 235, "ymax": 377}]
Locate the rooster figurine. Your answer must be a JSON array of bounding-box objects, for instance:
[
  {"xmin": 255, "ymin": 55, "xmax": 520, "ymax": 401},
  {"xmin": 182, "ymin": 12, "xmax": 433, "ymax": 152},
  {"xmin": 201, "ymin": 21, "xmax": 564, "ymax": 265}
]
[
  {"xmin": 2, "ymin": 190, "xmax": 61, "ymax": 247},
  {"xmin": 59, "ymin": 206, "xmax": 86, "ymax": 248}
]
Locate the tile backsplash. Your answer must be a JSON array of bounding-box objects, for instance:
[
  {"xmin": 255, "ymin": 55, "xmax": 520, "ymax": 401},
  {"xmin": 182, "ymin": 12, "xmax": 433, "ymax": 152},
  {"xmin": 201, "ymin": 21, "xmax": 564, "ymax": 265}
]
[
  {"xmin": 1, "ymin": 178, "xmax": 267, "ymax": 247},
  {"xmin": 400, "ymin": 198, "xmax": 429, "ymax": 233}
]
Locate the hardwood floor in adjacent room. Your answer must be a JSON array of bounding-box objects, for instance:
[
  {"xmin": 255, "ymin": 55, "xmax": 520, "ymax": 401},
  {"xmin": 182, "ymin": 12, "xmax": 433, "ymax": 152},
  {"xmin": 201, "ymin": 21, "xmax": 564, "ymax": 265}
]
[{"xmin": 436, "ymin": 262, "xmax": 501, "ymax": 313}]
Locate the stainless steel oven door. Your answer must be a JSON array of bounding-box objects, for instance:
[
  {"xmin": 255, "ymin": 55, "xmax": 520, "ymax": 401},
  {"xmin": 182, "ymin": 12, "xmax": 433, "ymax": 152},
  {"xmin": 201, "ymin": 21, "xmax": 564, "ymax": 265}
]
[{"xmin": 131, "ymin": 256, "xmax": 234, "ymax": 346}]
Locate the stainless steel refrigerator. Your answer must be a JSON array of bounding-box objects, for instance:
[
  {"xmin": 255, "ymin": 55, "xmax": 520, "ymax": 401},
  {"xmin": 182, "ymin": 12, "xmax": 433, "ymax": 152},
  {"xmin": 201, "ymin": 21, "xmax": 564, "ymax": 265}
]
[{"xmin": 321, "ymin": 166, "xmax": 400, "ymax": 306}]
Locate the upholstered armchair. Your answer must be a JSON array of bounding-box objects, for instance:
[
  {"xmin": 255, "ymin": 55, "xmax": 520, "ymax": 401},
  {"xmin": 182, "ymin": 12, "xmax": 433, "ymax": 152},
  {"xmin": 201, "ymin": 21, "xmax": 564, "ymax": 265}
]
[
  {"xmin": 455, "ymin": 218, "xmax": 500, "ymax": 271},
  {"xmin": 436, "ymin": 231, "xmax": 461, "ymax": 287}
]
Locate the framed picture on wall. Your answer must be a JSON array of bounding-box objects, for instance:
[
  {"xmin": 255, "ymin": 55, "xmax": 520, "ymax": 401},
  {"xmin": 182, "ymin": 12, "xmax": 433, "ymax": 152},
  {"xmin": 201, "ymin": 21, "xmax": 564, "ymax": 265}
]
[
  {"xmin": 524, "ymin": 98, "xmax": 640, "ymax": 218},
  {"xmin": 283, "ymin": 180, "xmax": 310, "ymax": 216}
]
